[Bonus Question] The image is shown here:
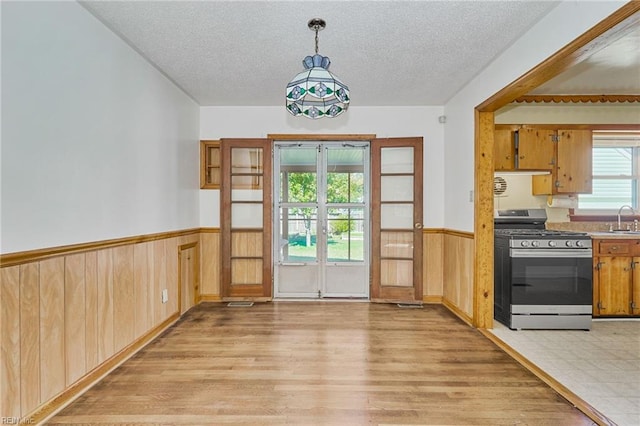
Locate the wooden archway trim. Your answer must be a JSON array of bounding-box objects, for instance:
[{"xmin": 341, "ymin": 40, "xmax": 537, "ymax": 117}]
[
  {"xmin": 477, "ymin": 2, "xmax": 640, "ymax": 112},
  {"xmin": 473, "ymin": 2, "xmax": 640, "ymax": 329}
]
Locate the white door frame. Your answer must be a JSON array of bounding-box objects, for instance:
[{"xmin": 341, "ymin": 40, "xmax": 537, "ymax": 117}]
[{"xmin": 273, "ymin": 141, "xmax": 370, "ymax": 299}]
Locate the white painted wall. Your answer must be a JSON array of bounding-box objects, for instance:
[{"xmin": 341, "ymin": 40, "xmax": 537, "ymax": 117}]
[
  {"xmin": 443, "ymin": 0, "xmax": 626, "ymax": 232},
  {"xmin": 199, "ymin": 106, "xmax": 445, "ymax": 228},
  {"xmin": 1, "ymin": 2, "xmax": 200, "ymax": 253}
]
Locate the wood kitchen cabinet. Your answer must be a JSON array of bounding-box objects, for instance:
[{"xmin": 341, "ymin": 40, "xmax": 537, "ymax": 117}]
[
  {"xmin": 494, "ymin": 129, "xmax": 515, "ymax": 170},
  {"xmin": 593, "ymin": 238, "xmax": 640, "ymax": 317},
  {"xmin": 517, "ymin": 128, "xmax": 555, "ymax": 170},
  {"xmin": 531, "ymin": 129, "xmax": 593, "ymax": 195},
  {"xmin": 493, "ymin": 127, "xmax": 592, "ymax": 194},
  {"xmin": 200, "ymin": 140, "xmax": 221, "ymax": 189}
]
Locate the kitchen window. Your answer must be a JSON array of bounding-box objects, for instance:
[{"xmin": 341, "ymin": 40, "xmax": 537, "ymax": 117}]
[{"xmin": 577, "ymin": 131, "xmax": 640, "ymax": 212}]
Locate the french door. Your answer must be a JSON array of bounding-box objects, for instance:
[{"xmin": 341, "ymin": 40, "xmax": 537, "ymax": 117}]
[
  {"xmin": 221, "ymin": 138, "xmax": 272, "ymax": 300},
  {"xmin": 371, "ymin": 137, "xmax": 423, "ymax": 303},
  {"xmin": 273, "ymin": 142, "xmax": 370, "ymax": 298}
]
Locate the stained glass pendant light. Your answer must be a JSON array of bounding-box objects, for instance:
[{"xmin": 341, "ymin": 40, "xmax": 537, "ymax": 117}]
[{"xmin": 286, "ymin": 18, "xmax": 350, "ymax": 119}]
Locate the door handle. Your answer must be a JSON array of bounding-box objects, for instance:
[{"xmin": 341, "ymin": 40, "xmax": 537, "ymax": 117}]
[{"xmin": 414, "ymin": 223, "xmax": 423, "ymax": 229}]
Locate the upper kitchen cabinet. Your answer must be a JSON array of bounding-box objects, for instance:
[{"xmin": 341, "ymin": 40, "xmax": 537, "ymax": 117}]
[
  {"xmin": 555, "ymin": 129, "xmax": 593, "ymax": 193},
  {"xmin": 532, "ymin": 129, "xmax": 593, "ymax": 195},
  {"xmin": 494, "ymin": 129, "xmax": 515, "ymax": 170},
  {"xmin": 517, "ymin": 128, "xmax": 555, "ymax": 170}
]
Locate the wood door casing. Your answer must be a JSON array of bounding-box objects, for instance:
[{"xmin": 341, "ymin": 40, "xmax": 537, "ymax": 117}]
[
  {"xmin": 371, "ymin": 137, "xmax": 423, "ymax": 303},
  {"xmin": 221, "ymin": 138, "xmax": 272, "ymax": 300}
]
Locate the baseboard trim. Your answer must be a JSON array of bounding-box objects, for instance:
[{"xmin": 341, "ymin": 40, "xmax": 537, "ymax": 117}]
[
  {"xmin": 199, "ymin": 294, "xmax": 222, "ymax": 302},
  {"xmin": 422, "ymin": 296, "xmax": 443, "ymax": 304},
  {"xmin": 480, "ymin": 329, "xmax": 615, "ymax": 426},
  {"xmin": 442, "ymin": 298, "xmax": 473, "ymax": 326},
  {"xmin": 31, "ymin": 312, "xmax": 180, "ymax": 425}
]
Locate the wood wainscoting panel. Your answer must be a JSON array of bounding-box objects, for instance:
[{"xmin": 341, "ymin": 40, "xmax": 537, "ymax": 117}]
[
  {"xmin": 423, "ymin": 231, "xmax": 444, "ymax": 298},
  {"xmin": 0, "ymin": 229, "xmax": 201, "ymax": 421},
  {"xmin": 20, "ymin": 263, "xmax": 40, "ymax": 415},
  {"xmin": 113, "ymin": 246, "xmax": 135, "ymax": 353},
  {"xmin": 39, "ymin": 257, "xmax": 66, "ymax": 403},
  {"xmin": 200, "ymin": 231, "xmax": 220, "ymax": 298},
  {"xmin": 153, "ymin": 240, "xmax": 167, "ymax": 325},
  {"xmin": 85, "ymin": 252, "xmax": 99, "ymax": 372},
  {"xmin": 97, "ymin": 249, "xmax": 115, "ymax": 364},
  {"xmin": 443, "ymin": 232, "xmax": 474, "ymax": 319},
  {"xmin": 65, "ymin": 253, "xmax": 86, "ymax": 387},
  {"xmin": 165, "ymin": 238, "xmax": 179, "ymax": 317},
  {"xmin": 1, "ymin": 265, "xmax": 21, "ymax": 417},
  {"xmin": 133, "ymin": 242, "xmax": 152, "ymax": 339}
]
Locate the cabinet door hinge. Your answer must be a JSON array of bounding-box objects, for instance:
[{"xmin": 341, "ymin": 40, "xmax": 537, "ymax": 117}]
[
  {"xmin": 595, "ymin": 261, "xmax": 604, "ymax": 270},
  {"xmin": 632, "ymin": 261, "xmax": 639, "ymax": 270},
  {"xmin": 597, "ymin": 301, "xmax": 604, "ymax": 310},
  {"xmin": 555, "ymin": 180, "xmax": 561, "ymax": 188},
  {"xmin": 551, "ymin": 134, "xmax": 560, "ymax": 143}
]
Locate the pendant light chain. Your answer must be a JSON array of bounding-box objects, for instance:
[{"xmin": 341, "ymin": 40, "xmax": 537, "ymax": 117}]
[{"xmin": 315, "ymin": 27, "xmax": 319, "ymax": 54}]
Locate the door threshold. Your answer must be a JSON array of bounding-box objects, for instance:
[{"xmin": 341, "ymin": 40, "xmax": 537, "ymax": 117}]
[{"xmin": 273, "ymin": 298, "xmax": 369, "ymax": 303}]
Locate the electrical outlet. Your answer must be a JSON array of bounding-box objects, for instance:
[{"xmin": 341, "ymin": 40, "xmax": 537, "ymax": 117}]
[
  {"xmin": 469, "ymin": 190, "xmax": 474, "ymax": 202},
  {"xmin": 161, "ymin": 289, "xmax": 168, "ymax": 304}
]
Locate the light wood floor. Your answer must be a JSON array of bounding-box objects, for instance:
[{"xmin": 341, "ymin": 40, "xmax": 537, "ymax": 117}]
[{"xmin": 48, "ymin": 302, "xmax": 594, "ymax": 425}]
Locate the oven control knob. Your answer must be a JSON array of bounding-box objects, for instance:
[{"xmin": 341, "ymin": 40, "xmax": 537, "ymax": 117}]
[
  {"xmin": 548, "ymin": 241, "xmax": 556, "ymax": 247},
  {"xmin": 566, "ymin": 240, "xmax": 574, "ymax": 247},
  {"xmin": 531, "ymin": 241, "xmax": 540, "ymax": 247},
  {"xmin": 521, "ymin": 241, "xmax": 530, "ymax": 247},
  {"xmin": 575, "ymin": 240, "xmax": 584, "ymax": 247}
]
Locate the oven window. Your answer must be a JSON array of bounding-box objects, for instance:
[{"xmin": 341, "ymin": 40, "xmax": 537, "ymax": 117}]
[{"xmin": 511, "ymin": 257, "xmax": 592, "ymax": 305}]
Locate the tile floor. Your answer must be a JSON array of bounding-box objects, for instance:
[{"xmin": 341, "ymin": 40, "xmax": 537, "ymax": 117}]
[{"xmin": 489, "ymin": 319, "xmax": 640, "ymax": 426}]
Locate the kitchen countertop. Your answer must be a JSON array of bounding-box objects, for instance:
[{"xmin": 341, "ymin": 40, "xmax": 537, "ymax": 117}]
[{"xmin": 589, "ymin": 232, "xmax": 640, "ymax": 239}]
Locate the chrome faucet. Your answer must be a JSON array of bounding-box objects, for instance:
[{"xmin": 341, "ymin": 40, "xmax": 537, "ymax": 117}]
[{"xmin": 617, "ymin": 205, "xmax": 636, "ymax": 230}]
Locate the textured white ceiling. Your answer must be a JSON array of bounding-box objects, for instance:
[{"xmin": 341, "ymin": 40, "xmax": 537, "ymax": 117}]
[{"xmin": 80, "ymin": 0, "xmax": 563, "ymax": 106}]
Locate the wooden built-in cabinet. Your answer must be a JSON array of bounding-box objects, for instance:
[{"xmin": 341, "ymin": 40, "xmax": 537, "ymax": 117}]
[
  {"xmin": 200, "ymin": 140, "xmax": 221, "ymax": 189},
  {"xmin": 516, "ymin": 128, "xmax": 555, "ymax": 170},
  {"xmin": 532, "ymin": 129, "xmax": 592, "ymax": 194},
  {"xmin": 493, "ymin": 126, "xmax": 592, "ymax": 195},
  {"xmin": 593, "ymin": 238, "xmax": 640, "ymax": 317},
  {"xmin": 494, "ymin": 129, "xmax": 515, "ymax": 171}
]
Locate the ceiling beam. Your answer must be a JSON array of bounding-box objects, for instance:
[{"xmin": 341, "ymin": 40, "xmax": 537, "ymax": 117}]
[{"xmin": 477, "ymin": 2, "xmax": 640, "ymax": 112}]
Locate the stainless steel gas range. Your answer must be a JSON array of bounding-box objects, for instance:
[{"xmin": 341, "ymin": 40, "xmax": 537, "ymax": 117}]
[{"xmin": 494, "ymin": 209, "xmax": 593, "ymax": 330}]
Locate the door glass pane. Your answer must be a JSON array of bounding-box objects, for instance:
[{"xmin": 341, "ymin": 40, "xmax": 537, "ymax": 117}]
[
  {"xmin": 232, "ymin": 148, "xmax": 263, "ymax": 173},
  {"xmin": 381, "ymin": 176, "xmax": 413, "ymax": 202},
  {"xmin": 327, "ymin": 208, "xmax": 364, "ymax": 262},
  {"xmin": 381, "ymin": 147, "xmax": 413, "ymax": 173},
  {"xmin": 232, "ymin": 175, "xmax": 263, "ymax": 191},
  {"xmin": 327, "ymin": 148, "xmax": 365, "ymax": 203},
  {"xmin": 280, "ymin": 148, "xmax": 317, "ymax": 203},
  {"xmin": 232, "ymin": 203, "xmax": 262, "ymax": 228},
  {"xmin": 279, "ymin": 207, "xmax": 317, "ymax": 262},
  {"xmin": 381, "ymin": 204, "xmax": 413, "ymax": 229},
  {"xmin": 232, "ymin": 188, "xmax": 262, "ymax": 202}
]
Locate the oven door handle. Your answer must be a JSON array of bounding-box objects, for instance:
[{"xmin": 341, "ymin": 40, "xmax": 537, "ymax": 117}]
[{"xmin": 510, "ymin": 249, "xmax": 592, "ymax": 258}]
